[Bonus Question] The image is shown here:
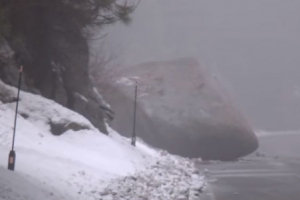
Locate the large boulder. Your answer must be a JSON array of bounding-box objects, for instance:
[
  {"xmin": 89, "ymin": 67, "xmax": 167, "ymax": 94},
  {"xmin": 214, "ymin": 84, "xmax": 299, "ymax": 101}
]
[{"xmin": 104, "ymin": 57, "xmax": 258, "ymax": 160}]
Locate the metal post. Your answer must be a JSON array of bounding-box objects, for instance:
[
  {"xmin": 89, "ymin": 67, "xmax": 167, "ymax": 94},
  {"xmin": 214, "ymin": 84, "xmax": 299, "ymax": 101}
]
[
  {"xmin": 8, "ymin": 65, "xmax": 23, "ymax": 171},
  {"xmin": 131, "ymin": 81, "xmax": 137, "ymax": 146}
]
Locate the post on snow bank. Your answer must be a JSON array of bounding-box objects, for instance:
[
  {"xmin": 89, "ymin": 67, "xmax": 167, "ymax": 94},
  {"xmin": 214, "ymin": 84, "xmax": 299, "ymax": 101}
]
[
  {"xmin": 131, "ymin": 80, "xmax": 138, "ymax": 147},
  {"xmin": 8, "ymin": 65, "xmax": 23, "ymax": 171}
]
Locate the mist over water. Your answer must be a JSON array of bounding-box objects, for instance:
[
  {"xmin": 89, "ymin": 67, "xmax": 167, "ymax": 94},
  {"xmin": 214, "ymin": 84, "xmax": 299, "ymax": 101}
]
[{"xmin": 97, "ymin": 0, "xmax": 300, "ymax": 131}]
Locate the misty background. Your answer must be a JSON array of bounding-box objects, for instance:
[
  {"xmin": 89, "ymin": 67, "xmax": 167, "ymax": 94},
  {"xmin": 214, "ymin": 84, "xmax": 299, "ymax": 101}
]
[{"xmin": 94, "ymin": 0, "xmax": 300, "ymax": 131}]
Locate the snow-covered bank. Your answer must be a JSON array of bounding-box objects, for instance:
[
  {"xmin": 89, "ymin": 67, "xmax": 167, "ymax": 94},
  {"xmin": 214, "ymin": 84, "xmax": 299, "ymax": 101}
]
[
  {"xmin": 101, "ymin": 152, "xmax": 205, "ymax": 200},
  {"xmin": 0, "ymin": 80, "xmax": 205, "ymax": 199}
]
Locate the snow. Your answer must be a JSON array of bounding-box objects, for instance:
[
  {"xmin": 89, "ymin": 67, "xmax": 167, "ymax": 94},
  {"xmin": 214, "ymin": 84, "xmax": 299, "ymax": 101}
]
[
  {"xmin": 74, "ymin": 92, "xmax": 89, "ymax": 103},
  {"xmin": 0, "ymin": 80, "xmax": 205, "ymax": 199},
  {"xmin": 0, "ymin": 166, "xmax": 65, "ymax": 200},
  {"xmin": 255, "ymin": 130, "xmax": 300, "ymax": 137},
  {"xmin": 92, "ymin": 87, "xmax": 111, "ymax": 108},
  {"xmin": 116, "ymin": 76, "xmax": 140, "ymax": 86},
  {"xmin": 137, "ymin": 93, "xmax": 149, "ymax": 98},
  {"xmin": 116, "ymin": 77, "xmax": 135, "ymax": 86}
]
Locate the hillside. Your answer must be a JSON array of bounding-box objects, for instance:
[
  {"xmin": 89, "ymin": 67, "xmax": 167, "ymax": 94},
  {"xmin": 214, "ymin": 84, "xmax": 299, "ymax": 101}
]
[{"xmin": 0, "ymin": 79, "xmax": 205, "ymax": 200}]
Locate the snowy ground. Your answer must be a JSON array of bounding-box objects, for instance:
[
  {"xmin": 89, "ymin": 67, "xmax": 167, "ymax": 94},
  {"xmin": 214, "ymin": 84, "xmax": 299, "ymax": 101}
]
[
  {"xmin": 0, "ymin": 80, "xmax": 205, "ymax": 200},
  {"xmin": 0, "ymin": 166, "xmax": 65, "ymax": 200}
]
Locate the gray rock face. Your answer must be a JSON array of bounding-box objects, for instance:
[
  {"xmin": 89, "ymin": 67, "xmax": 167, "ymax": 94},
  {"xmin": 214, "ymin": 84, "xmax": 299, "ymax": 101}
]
[
  {"xmin": 0, "ymin": 39, "xmax": 111, "ymax": 134},
  {"xmin": 0, "ymin": 39, "xmax": 35, "ymax": 94},
  {"xmin": 105, "ymin": 58, "xmax": 258, "ymax": 160}
]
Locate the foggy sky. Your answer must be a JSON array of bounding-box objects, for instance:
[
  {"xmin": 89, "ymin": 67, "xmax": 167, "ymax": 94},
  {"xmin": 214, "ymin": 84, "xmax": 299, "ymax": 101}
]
[{"xmin": 97, "ymin": 0, "xmax": 300, "ymax": 131}]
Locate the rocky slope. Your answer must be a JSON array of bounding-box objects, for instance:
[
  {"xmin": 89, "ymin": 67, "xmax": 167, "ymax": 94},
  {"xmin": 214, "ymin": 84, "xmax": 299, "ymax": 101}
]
[{"xmin": 104, "ymin": 57, "xmax": 258, "ymax": 160}]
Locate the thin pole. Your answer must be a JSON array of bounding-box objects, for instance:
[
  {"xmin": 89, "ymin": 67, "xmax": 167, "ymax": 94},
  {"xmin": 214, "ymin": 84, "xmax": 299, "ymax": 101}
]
[
  {"xmin": 8, "ymin": 65, "xmax": 23, "ymax": 171},
  {"xmin": 132, "ymin": 81, "xmax": 137, "ymax": 146},
  {"xmin": 11, "ymin": 65, "xmax": 23, "ymax": 151}
]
